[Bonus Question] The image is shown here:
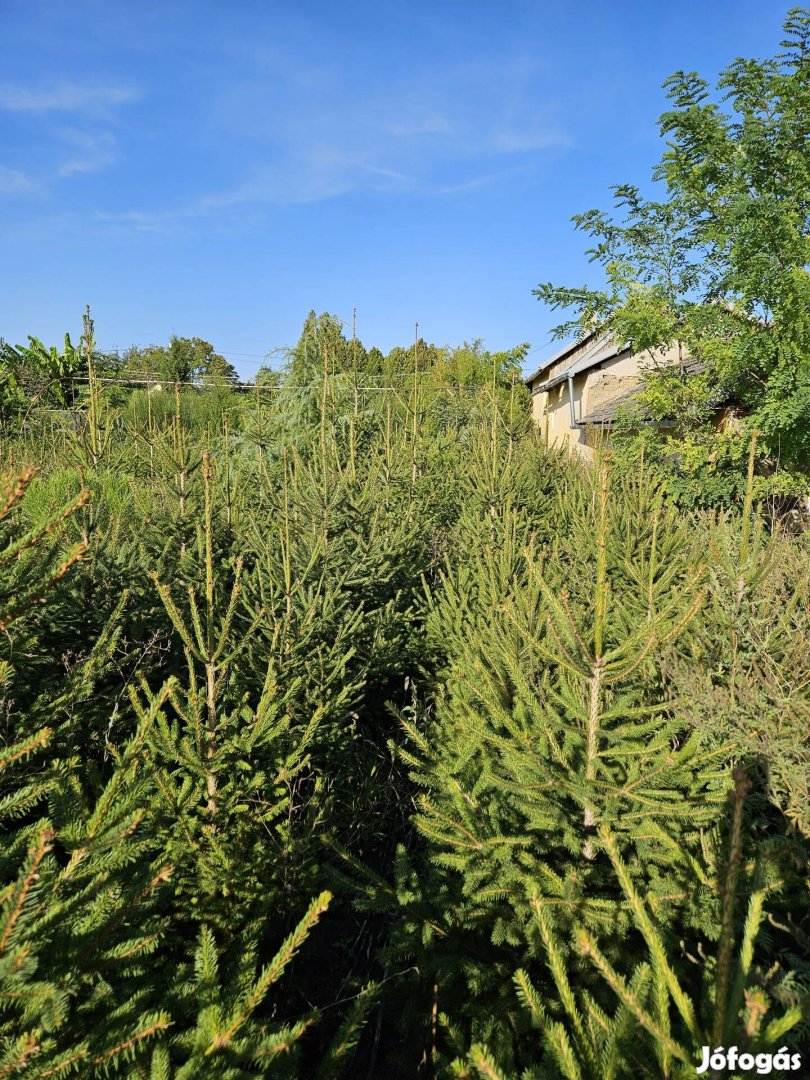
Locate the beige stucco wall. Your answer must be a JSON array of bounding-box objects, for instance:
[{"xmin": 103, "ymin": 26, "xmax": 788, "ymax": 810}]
[
  {"xmin": 529, "ymin": 342, "xmax": 685, "ymax": 456},
  {"xmin": 531, "ymin": 373, "xmax": 591, "ymax": 455}
]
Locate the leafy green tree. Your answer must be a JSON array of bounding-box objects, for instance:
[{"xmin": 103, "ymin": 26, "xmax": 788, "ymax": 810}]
[
  {"xmin": 535, "ymin": 7, "xmax": 810, "ymax": 505},
  {"xmin": 123, "ymin": 337, "xmax": 237, "ymax": 385},
  {"xmin": 255, "ymin": 364, "xmax": 280, "ymax": 388},
  {"xmin": 121, "ymin": 342, "xmax": 168, "ymax": 381},
  {"xmin": 384, "ymin": 338, "xmax": 444, "ymax": 379}
]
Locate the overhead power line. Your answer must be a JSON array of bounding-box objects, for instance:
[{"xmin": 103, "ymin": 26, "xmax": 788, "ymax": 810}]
[{"xmin": 65, "ymin": 374, "xmax": 516, "ymax": 393}]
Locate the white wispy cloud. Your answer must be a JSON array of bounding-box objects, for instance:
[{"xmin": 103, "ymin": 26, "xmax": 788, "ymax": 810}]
[
  {"xmin": 186, "ymin": 57, "xmax": 569, "ymax": 210},
  {"xmin": 96, "ymin": 50, "xmax": 569, "ymax": 227},
  {"xmin": 386, "ymin": 115, "xmax": 453, "ymax": 137},
  {"xmin": 95, "ymin": 208, "xmax": 171, "ymax": 234},
  {"xmin": 0, "ymin": 82, "xmax": 137, "ymax": 192},
  {"xmin": 0, "ymin": 165, "xmax": 43, "ymax": 196},
  {"xmin": 56, "ymin": 128, "xmax": 117, "ymax": 177},
  {"xmin": 0, "ymin": 81, "xmax": 140, "ymax": 116},
  {"xmin": 490, "ymin": 129, "xmax": 571, "ymax": 153}
]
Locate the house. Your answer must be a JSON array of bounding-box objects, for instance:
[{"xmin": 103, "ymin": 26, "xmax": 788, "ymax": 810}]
[{"xmin": 524, "ymin": 332, "xmax": 697, "ymax": 456}]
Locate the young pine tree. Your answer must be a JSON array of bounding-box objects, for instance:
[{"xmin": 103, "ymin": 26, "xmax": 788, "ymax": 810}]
[{"xmin": 376, "ymin": 460, "xmax": 740, "ymax": 1074}]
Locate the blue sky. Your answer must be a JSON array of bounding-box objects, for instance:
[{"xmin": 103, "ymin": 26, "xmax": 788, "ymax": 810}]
[{"xmin": 0, "ymin": 1, "xmax": 791, "ymax": 378}]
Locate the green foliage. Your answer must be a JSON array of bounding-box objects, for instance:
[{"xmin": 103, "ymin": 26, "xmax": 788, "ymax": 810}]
[
  {"xmin": 0, "ymin": 304, "xmax": 807, "ymax": 1077},
  {"xmin": 535, "ymin": 8, "xmax": 810, "ymax": 504},
  {"xmin": 0, "ymin": 333, "xmax": 84, "ymax": 414},
  {"xmin": 335, "ymin": 443, "xmax": 807, "ymax": 1076},
  {"xmin": 0, "ymin": 450, "xmax": 372, "ymax": 1075},
  {"xmin": 123, "ymin": 336, "xmax": 238, "ymax": 386}
]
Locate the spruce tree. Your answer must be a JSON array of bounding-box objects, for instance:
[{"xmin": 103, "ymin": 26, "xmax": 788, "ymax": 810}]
[{"xmin": 375, "ymin": 459, "xmax": 738, "ymax": 1073}]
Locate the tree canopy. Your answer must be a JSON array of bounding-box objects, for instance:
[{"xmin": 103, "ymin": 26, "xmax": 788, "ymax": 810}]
[
  {"xmin": 123, "ymin": 336, "xmax": 238, "ymax": 385},
  {"xmin": 535, "ymin": 7, "xmax": 810, "ymax": 504}
]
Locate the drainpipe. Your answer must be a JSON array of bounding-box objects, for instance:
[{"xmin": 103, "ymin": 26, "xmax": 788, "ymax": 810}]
[{"xmin": 567, "ymin": 374, "xmax": 577, "ymax": 429}]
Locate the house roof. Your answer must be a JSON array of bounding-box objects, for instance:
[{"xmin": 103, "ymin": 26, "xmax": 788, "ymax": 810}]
[
  {"xmin": 525, "ymin": 333, "xmax": 627, "ymax": 393},
  {"xmin": 523, "ymin": 332, "xmax": 598, "ymax": 386},
  {"xmin": 576, "ymin": 383, "xmax": 646, "ymax": 426},
  {"xmin": 575, "ymin": 358, "xmax": 708, "ymax": 427}
]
